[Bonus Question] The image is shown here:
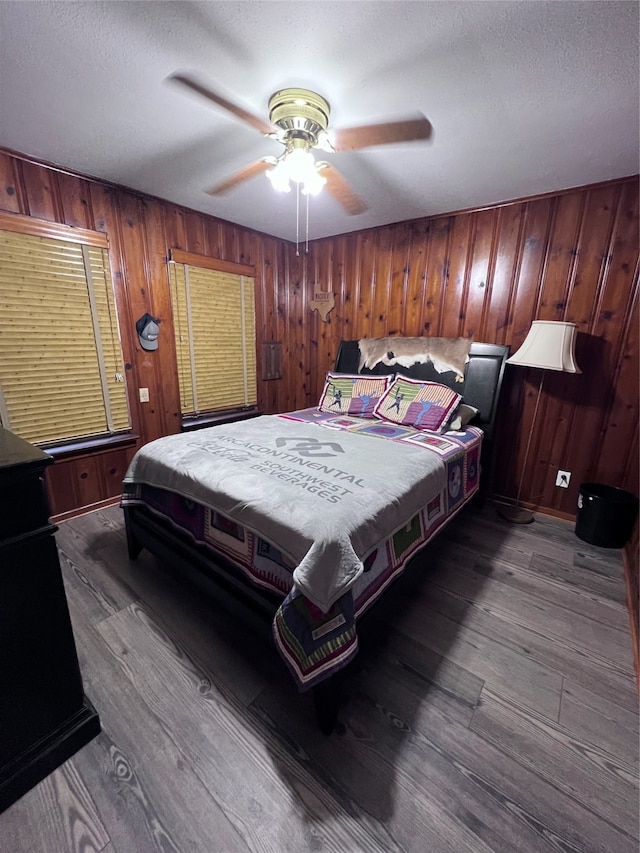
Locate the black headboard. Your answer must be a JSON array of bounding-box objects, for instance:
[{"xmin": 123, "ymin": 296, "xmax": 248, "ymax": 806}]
[{"xmin": 334, "ymin": 339, "xmax": 509, "ymax": 443}]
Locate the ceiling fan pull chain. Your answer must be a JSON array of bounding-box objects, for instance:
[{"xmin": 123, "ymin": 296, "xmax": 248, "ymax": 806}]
[
  {"xmin": 306, "ymin": 191, "xmax": 310, "ymax": 255},
  {"xmin": 295, "ymin": 181, "xmax": 300, "ymax": 257}
]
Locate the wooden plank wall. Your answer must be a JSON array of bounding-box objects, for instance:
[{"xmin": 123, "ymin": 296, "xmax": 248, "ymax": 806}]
[
  {"xmin": 0, "ymin": 149, "xmax": 288, "ymax": 516},
  {"xmin": 0, "ymin": 148, "xmax": 637, "ymax": 526},
  {"xmin": 296, "ymin": 177, "xmax": 639, "ymax": 521}
]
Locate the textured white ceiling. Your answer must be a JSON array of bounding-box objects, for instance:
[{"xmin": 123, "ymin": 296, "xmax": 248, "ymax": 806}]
[{"xmin": 0, "ymin": 1, "xmax": 638, "ymax": 242}]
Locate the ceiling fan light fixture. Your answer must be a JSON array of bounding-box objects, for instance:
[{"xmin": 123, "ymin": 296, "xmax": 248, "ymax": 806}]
[
  {"xmin": 282, "ymin": 143, "xmax": 316, "ymax": 184},
  {"xmin": 302, "ymin": 167, "xmax": 327, "ymax": 196},
  {"xmin": 266, "ymin": 160, "xmax": 291, "ymax": 193},
  {"xmin": 315, "ymin": 130, "xmax": 334, "ymax": 153}
]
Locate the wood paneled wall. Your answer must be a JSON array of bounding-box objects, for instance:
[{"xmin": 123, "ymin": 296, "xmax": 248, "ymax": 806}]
[
  {"xmin": 294, "ymin": 177, "xmax": 639, "ymax": 520},
  {"xmin": 0, "ymin": 149, "xmax": 287, "ymax": 516},
  {"xmin": 0, "ymin": 148, "xmax": 637, "ymax": 523}
]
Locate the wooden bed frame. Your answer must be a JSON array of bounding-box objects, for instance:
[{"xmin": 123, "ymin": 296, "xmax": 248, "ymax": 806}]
[{"xmin": 123, "ymin": 339, "xmax": 509, "ymax": 732}]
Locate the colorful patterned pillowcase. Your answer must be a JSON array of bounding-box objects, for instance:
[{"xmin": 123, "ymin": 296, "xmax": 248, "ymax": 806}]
[
  {"xmin": 373, "ymin": 375, "xmax": 462, "ymax": 432},
  {"xmin": 318, "ymin": 372, "xmax": 393, "ymax": 418}
]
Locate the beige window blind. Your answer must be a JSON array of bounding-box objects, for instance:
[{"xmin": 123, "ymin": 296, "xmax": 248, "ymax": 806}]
[
  {"xmin": 0, "ymin": 221, "xmax": 130, "ymax": 445},
  {"xmin": 169, "ymin": 258, "xmax": 257, "ymax": 416}
]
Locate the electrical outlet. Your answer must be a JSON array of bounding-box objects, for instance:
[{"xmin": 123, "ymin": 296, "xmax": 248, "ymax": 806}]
[
  {"xmin": 556, "ymin": 470, "xmax": 571, "ymax": 488},
  {"xmin": 139, "ymin": 387, "xmax": 149, "ymax": 403}
]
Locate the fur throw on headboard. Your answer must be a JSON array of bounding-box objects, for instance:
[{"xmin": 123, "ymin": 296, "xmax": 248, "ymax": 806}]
[{"xmin": 358, "ymin": 336, "xmax": 472, "ymax": 381}]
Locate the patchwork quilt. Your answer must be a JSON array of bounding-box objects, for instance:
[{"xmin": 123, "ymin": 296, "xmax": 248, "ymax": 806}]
[{"xmin": 121, "ymin": 410, "xmax": 482, "ymax": 690}]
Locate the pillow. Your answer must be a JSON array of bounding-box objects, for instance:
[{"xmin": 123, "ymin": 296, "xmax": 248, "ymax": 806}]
[
  {"xmin": 318, "ymin": 372, "xmax": 393, "ymax": 418},
  {"xmin": 373, "ymin": 375, "xmax": 461, "ymax": 432},
  {"xmin": 446, "ymin": 402, "xmax": 480, "ymax": 432}
]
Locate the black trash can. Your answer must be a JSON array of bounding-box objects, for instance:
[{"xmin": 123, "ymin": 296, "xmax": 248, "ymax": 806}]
[{"xmin": 575, "ymin": 483, "xmax": 639, "ymax": 548}]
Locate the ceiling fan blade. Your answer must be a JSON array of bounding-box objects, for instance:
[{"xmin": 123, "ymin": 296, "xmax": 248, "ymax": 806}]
[
  {"xmin": 170, "ymin": 73, "xmax": 274, "ymax": 136},
  {"xmin": 317, "ymin": 163, "xmax": 367, "ymax": 215},
  {"xmin": 332, "ymin": 115, "xmax": 432, "ymax": 151},
  {"xmin": 206, "ymin": 159, "xmax": 275, "ymax": 195}
]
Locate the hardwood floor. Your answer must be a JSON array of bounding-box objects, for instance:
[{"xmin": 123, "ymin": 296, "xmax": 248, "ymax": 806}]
[{"xmin": 1, "ymin": 503, "xmax": 637, "ymax": 852}]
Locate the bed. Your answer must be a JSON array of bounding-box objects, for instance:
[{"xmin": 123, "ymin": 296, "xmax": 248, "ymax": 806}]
[{"xmin": 122, "ymin": 338, "xmax": 508, "ymax": 731}]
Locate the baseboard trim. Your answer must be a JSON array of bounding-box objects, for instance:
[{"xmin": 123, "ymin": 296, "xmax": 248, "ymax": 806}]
[
  {"xmin": 492, "ymin": 497, "xmax": 575, "ymax": 523},
  {"xmin": 52, "ymin": 496, "xmax": 121, "ymax": 523}
]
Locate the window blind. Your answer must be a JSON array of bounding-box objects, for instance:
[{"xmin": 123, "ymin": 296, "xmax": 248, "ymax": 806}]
[
  {"xmin": 169, "ymin": 261, "xmax": 257, "ymax": 416},
  {"xmin": 0, "ymin": 228, "xmax": 130, "ymax": 445}
]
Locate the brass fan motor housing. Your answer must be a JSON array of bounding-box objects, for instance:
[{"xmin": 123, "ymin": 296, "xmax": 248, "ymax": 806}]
[{"xmin": 268, "ymin": 88, "xmax": 330, "ymax": 145}]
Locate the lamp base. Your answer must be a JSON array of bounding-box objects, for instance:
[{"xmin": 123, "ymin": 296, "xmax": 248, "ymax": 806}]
[{"xmin": 496, "ymin": 503, "xmax": 535, "ymax": 524}]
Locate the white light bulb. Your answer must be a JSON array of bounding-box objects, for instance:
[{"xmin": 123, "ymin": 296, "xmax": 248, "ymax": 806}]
[
  {"xmin": 266, "ymin": 160, "xmax": 291, "ymax": 193},
  {"xmin": 284, "ymin": 148, "xmax": 316, "ymax": 183},
  {"xmin": 302, "ymin": 168, "xmax": 327, "ymax": 196}
]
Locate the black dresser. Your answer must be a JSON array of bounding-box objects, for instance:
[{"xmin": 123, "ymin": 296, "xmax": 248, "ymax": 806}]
[{"xmin": 0, "ymin": 428, "xmax": 100, "ymax": 813}]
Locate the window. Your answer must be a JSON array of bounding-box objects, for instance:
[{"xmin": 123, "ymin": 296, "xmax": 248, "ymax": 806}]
[
  {"xmin": 0, "ymin": 213, "xmax": 130, "ymax": 446},
  {"xmin": 169, "ymin": 249, "xmax": 257, "ymax": 418}
]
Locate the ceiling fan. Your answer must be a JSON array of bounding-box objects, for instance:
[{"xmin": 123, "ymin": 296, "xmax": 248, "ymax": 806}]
[{"xmin": 170, "ymin": 74, "xmax": 432, "ymax": 216}]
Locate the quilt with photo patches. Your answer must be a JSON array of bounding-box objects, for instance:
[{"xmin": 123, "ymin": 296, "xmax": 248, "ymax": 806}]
[{"xmin": 122, "ymin": 411, "xmax": 482, "ymax": 689}]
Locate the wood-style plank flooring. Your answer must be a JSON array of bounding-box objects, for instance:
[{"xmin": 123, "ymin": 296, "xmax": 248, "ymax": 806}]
[{"xmin": 1, "ymin": 502, "xmax": 637, "ymax": 852}]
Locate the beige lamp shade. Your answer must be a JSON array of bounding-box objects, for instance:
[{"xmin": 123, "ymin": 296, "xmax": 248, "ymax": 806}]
[{"xmin": 506, "ymin": 320, "xmax": 581, "ymax": 373}]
